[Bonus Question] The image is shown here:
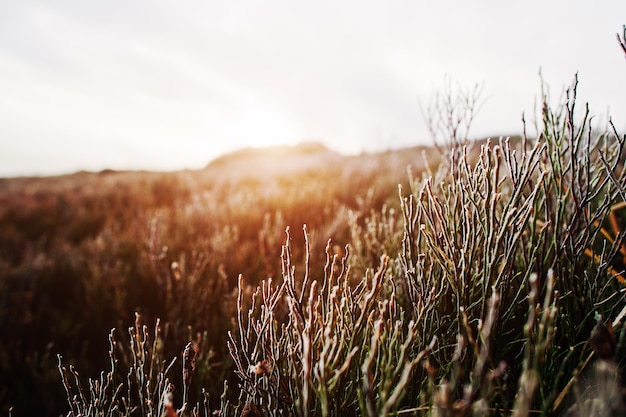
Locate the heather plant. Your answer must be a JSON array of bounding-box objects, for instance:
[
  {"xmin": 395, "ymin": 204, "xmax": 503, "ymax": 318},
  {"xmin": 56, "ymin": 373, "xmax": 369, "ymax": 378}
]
[
  {"xmin": 347, "ymin": 201, "xmax": 404, "ymax": 279},
  {"xmin": 397, "ymin": 75, "xmax": 626, "ymax": 414},
  {"xmin": 399, "ymin": 133, "xmax": 546, "ymax": 373},
  {"xmin": 57, "ymin": 313, "xmax": 224, "ymax": 417},
  {"xmin": 225, "ymin": 226, "xmax": 434, "ymax": 417}
]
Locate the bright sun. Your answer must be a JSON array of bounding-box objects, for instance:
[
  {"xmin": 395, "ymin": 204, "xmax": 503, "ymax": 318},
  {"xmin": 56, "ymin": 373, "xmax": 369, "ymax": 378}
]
[{"xmin": 223, "ymin": 98, "xmax": 299, "ymax": 150}]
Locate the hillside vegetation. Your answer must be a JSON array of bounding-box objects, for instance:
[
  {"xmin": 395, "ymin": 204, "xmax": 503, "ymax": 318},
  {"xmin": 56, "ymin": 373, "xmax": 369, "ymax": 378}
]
[
  {"xmin": 2, "ymin": 72, "xmax": 626, "ymax": 417},
  {"xmin": 0, "ymin": 141, "xmax": 438, "ymax": 416}
]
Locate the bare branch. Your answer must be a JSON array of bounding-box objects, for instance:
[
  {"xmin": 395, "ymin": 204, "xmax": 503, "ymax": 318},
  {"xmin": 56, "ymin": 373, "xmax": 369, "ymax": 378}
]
[
  {"xmin": 419, "ymin": 77, "xmax": 487, "ymax": 155},
  {"xmin": 617, "ymin": 25, "xmax": 626, "ymax": 58}
]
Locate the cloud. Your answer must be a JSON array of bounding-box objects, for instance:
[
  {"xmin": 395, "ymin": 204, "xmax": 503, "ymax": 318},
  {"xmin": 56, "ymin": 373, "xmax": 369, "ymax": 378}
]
[{"xmin": 1, "ymin": 0, "xmax": 625, "ymax": 176}]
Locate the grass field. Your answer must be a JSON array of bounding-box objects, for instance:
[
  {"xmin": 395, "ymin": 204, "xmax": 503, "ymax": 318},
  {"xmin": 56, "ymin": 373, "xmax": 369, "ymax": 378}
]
[{"xmin": 0, "ymin": 139, "xmax": 439, "ymax": 415}]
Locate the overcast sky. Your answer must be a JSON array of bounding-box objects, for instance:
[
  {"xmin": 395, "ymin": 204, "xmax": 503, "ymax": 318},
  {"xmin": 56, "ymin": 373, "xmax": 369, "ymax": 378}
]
[{"xmin": 1, "ymin": 1, "xmax": 625, "ymax": 177}]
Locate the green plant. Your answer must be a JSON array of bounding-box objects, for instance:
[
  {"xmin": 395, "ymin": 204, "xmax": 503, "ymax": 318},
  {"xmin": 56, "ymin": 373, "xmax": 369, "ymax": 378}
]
[
  {"xmin": 225, "ymin": 226, "xmax": 433, "ymax": 416},
  {"xmin": 57, "ymin": 313, "xmax": 224, "ymax": 417},
  {"xmin": 398, "ymin": 75, "xmax": 626, "ymax": 414}
]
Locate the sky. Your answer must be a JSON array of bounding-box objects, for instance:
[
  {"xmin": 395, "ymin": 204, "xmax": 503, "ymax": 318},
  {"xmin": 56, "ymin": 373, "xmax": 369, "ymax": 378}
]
[{"xmin": 1, "ymin": 1, "xmax": 625, "ymax": 177}]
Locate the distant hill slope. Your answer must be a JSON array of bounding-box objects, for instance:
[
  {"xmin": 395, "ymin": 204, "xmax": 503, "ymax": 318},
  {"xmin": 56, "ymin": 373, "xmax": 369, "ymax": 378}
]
[
  {"xmin": 0, "ymin": 137, "xmax": 528, "ymax": 198},
  {"xmin": 204, "ymin": 142, "xmax": 343, "ymax": 177},
  {"xmin": 207, "ymin": 142, "xmax": 335, "ymax": 167}
]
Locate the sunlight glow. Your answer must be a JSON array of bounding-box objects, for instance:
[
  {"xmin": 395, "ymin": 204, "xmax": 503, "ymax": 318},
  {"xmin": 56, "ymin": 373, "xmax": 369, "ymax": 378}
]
[
  {"xmin": 0, "ymin": 1, "xmax": 625, "ymax": 176},
  {"xmin": 213, "ymin": 98, "xmax": 299, "ymax": 150}
]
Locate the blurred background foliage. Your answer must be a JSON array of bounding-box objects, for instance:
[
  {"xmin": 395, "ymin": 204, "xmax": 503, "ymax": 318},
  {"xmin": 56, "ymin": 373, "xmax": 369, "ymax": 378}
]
[{"xmin": 0, "ymin": 142, "xmax": 438, "ymax": 415}]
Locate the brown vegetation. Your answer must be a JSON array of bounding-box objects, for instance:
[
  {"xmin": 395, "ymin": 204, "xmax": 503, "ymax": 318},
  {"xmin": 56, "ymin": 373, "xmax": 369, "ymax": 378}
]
[{"xmin": 0, "ymin": 142, "xmax": 437, "ymax": 416}]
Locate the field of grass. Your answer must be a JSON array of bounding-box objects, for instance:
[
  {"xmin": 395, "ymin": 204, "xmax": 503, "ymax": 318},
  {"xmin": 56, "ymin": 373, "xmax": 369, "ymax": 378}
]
[
  {"xmin": 2, "ymin": 40, "xmax": 626, "ymax": 416},
  {"xmin": 0, "ymin": 139, "xmax": 442, "ymax": 415}
]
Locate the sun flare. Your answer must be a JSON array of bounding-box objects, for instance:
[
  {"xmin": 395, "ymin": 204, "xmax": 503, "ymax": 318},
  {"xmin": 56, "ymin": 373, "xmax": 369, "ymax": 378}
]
[{"xmin": 221, "ymin": 101, "xmax": 299, "ymax": 151}]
